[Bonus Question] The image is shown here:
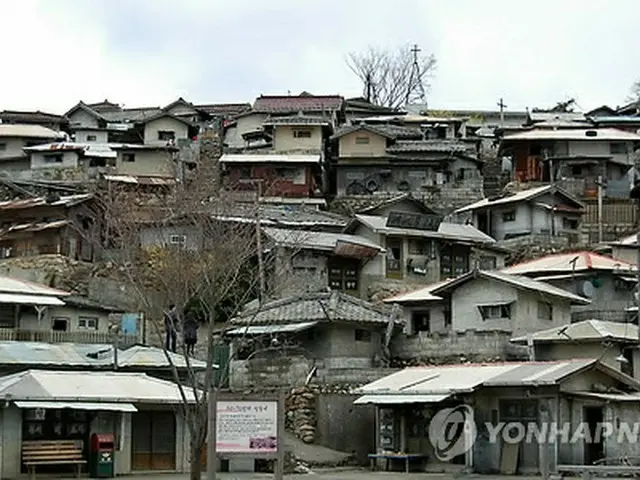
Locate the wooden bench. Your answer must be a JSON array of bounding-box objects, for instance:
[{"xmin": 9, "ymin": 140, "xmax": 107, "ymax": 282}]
[
  {"xmin": 368, "ymin": 453, "xmax": 428, "ymax": 473},
  {"xmin": 22, "ymin": 440, "xmax": 86, "ymax": 479},
  {"xmin": 557, "ymin": 464, "xmax": 640, "ymax": 479}
]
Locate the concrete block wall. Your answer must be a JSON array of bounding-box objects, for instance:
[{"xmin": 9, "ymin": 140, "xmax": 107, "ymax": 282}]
[{"xmin": 391, "ymin": 329, "xmax": 528, "ymax": 362}]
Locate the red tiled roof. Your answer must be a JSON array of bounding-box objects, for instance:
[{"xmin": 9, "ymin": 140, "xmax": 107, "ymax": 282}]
[{"xmin": 253, "ymin": 95, "xmax": 344, "ymax": 113}]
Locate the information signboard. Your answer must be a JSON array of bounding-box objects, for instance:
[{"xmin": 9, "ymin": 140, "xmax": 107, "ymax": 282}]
[{"xmin": 215, "ymin": 400, "xmax": 278, "ymax": 453}]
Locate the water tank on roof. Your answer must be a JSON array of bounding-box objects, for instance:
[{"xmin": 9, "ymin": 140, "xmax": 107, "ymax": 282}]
[{"xmin": 578, "ymin": 280, "xmax": 595, "ymax": 298}]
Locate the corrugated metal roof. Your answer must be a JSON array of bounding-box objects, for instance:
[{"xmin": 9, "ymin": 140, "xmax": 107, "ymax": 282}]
[
  {"xmin": 14, "ymin": 400, "xmax": 137, "ymax": 412},
  {"xmin": 504, "ymin": 128, "xmax": 640, "ymax": 142},
  {"xmin": 0, "ymin": 370, "xmax": 198, "ymax": 404},
  {"xmin": 355, "ymin": 214, "xmax": 496, "ymax": 244},
  {"xmin": 0, "ymin": 124, "xmax": 64, "ymax": 139},
  {"xmin": 455, "ymin": 185, "xmax": 582, "ymax": 213},
  {"xmin": 219, "ymin": 153, "xmax": 321, "ymax": 164},
  {"xmin": 572, "ymin": 392, "xmax": 640, "ymax": 402},
  {"xmin": 529, "ymin": 112, "xmax": 587, "ymax": 122},
  {"xmin": 0, "ymin": 342, "xmax": 206, "ymax": 370},
  {"xmin": 0, "ymin": 274, "xmax": 69, "ymax": 297},
  {"xmin": 0, "ymin": 293, "xmax": 64, "ymax": 306},
  {"xmin": 102, "ymin": 174, "xmax": 176, "ymax": 186},
  {"xmin": 262, "ymin": 227, "xmax": 384, "ymax": 254},
  {"xmin": 0, "ymin": 193, "xmax": 93, "ymax": 210},
  {"xmin": 384, "ymin": 270, "xmax": 590, "ymax": 305},
  {"xmin": 502, "ymin": 251, "xmax": 636, "ymax": 275},
  {"xmin": 226, "ymin": 321, "xmax": 318, "ymax": 336},
  {"xmin": 356, "ymin": 359, "xmax": 601, "ymax": 397},
  {"xmin": 231, "ymin": 291, "xmax": 392, "ymax": 326},
  {"xmin": 354, "ymin": 394, "xmax": 450, "ymax": 405},
  {"xmin": 511, "ymin": 320, "xmax": 639, "ymax": 344}
]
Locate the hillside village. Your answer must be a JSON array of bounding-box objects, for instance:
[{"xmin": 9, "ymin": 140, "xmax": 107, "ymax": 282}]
[{"xmin": 2, "ymin": 92, "xmax": 640, "ymax": 477}]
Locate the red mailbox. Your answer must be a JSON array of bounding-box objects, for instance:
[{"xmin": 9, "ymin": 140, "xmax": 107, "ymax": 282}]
[{"xmin": 90, "ymin": 433, "xmax": 115, "ymax": 477}]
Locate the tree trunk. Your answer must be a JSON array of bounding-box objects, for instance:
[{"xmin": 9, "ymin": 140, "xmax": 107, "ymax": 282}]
[{"xmin": 190, "ymin": 435, "xmax": 203, "ymax": 480}]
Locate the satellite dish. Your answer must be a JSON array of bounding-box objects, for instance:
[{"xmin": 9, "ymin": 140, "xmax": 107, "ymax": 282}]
[{"xmin": 579, "ymin": 280, "xmax": 595, "ymax": 298}]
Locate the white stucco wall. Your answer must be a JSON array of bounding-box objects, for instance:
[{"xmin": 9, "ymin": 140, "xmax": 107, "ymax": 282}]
[
  {"xmin": 143, "ymin": 117, "xmax": 189, "ymax": 146},
  {"xmin": 224, "ymin": 113, "xmax": 268, "ymax": 149},
  {"xmin": 75, "ymin": 130, "xmax": 109, "ymax": 143},
  {"xmin": 0, "ymin": 138, "xmax": 28, "ymax": 159},
  {"xmin": 18, "ymin": 306, "xmax": 113, "ymax": 334},
  {"xmin": 30, "ymin": 151, "xmax": 80, "ymax": 169},
  {"xmin": 451, "ymin": 277, "xmax": 570, "ymax": 335},
  {"xmin": 568, "ymin": 140, "xmax": 635, "ymax": 166},
  {"xmin": 116, "ymin": 149, "xmax": 175, "ymax": 177},
  {"xmin": 273, "ymin": 125, "xmax": 323, "ymax": 152}
]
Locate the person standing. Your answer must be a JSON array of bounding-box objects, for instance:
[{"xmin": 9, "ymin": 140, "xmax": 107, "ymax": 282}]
[
  {"xmin": 183, "ymin": 311, "xmax": 198, "ymax": 356},
  {"xmin": 164, "ymin": 304, "xmax": 179, "ymax": 353}
]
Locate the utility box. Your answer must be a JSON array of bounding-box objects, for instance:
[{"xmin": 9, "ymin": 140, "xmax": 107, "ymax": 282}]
[{"xmin": 89, "ymin": 433, "xmax": 115, "ymax": 478}]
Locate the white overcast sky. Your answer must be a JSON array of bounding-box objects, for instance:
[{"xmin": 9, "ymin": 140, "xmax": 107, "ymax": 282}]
[{"xmin": 2, "ymin": 0, "xmax": 639, "ymax": 114}]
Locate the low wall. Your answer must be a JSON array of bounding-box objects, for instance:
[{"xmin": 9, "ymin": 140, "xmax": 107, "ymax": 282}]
[
  {"xmin": 391, "ymin": 329, "xmax": 528, "ymax": 362},
  {"xmin": 230, "ymin": 355, "xmax": 397, "ymax": 390}
]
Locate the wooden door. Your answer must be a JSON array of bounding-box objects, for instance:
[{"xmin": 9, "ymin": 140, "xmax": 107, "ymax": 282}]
[{"xmin": 131, "ymin": 411, "xmax": 176, "ymax": 471}]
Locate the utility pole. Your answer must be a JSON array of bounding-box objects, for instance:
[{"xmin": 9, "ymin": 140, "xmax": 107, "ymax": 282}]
[
  {"xmin": 596, "ymin": 176, "xmax": 605, "ymax": 243},
  {"xmin": 497, "ymin": 98, "xmax": 507, "ymax": 127},
  {"xmin": 254, "ymin": 180, "xmax": 266, "ymax": 299}
]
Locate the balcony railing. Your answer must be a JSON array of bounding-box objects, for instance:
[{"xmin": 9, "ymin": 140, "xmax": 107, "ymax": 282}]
[
  {"xmin": 0, "ymin": 328, "xmax": 141, "ymax": 346},
  {"xmin": 572, "ymin": 310, "xmax": 629, "ymax": 323}
]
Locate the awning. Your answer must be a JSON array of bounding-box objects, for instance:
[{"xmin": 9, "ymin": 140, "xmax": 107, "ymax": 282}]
[
  {"xmin": 226, "ymin": 321, "xmax": 318, "ymax": 336},
  {"xmin": 572, "ymin": 392, "xmax": 640, "ymax": 403},
  {"xmin": 14, "ymin": 401, "xmax": 138, "ymax": 412},
  {"xmin": 476, "ymin": 301, "xmax": 513, "ymax": 307},
  {"xmin": 0, "ymin": 293, "xmax": 64, "ymax": 306},
  {"xmin": 354, "ymin": 394, "xmax": 450, "ymax": 405}
]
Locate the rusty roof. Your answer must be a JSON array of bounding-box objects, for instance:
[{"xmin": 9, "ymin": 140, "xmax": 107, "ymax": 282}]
[{"xmin": 253, "ymin": 94, "xmax": 344, "ymax": 113}]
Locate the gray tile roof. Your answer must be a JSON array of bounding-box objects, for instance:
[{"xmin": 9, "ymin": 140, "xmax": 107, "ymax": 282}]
[
  {"xmin": 331, "ymin": 123, "xmax": 423, "ymax": 141},
  {"xmin": 212, "ymin": 204, "xmax": 348, "ymax": 230},
  {"xmin": 231, "ymin": 291, "xmax": 393, "ymax": 326},
  {"xmin": 263, "ymin": 115, "xmax": 331, "ymax": 126},
  {"xmin": 386, "ymin": 140, "xmax": 470, "ymax": 153}
]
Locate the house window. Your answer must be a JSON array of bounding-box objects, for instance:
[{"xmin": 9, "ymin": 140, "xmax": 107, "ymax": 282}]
[
  {"xmin": 479, "ymin": 304, "xmax": 511, "ymax": 320},
  {"xmin": 122, "ymin": 153, "xmax": 136, "ymax": 163},
  {"xmin": 502, "ymin": 211, "xmax": 516, "ymax": 222},
  {"xmin": 479, "ymin": 256, "xmax": 497, "ymax": 270},
  {"xmin": 610, "ymin": 142, "xmax": 628, "ymax": 154},
  {"xmin": 86, "ymin": 135, "xmax": 97, "ymax": 142},
  {"xmin": 43, "ymin": 154, "xmax": 63, "ymax": 164},
  {"xmin": 440, "ymin": 245, "xmax": 470, "ymax": 279},
  {"xmin": 0, "ymin": 143, "xmax": 6, "ymax": 151},
  {"xmin": 355, "ymin": 136, "xmax": 370, "ymax": 145},
  {"xmin": 169, "ymin": 234, "xmax": 186, "ymax": 246},
  {"xmin": 411, "ymin": 311, "xmax": 431, "ymax": 333},
  {"xmin": 563, "ymin": 218, "xmax": 579, "ymax": 230},
  {"xmin": 354, "ymin": 329, "xmax": 372, "ymax": 342},
  {"xmin": 293, "ymin": 129, "xmax": 312, "ymax": 138},
  {"xmin": 537, "ymin": 301, "xmax": 553, "ymax": 321},
  {"xmin": 89, "ymin": 157, "xmax": 107, "ymax": 167},
  {"xmin": 409, "ymin": 239, "xmax": 433, "ymax": 256},
  {"xmin": 52, "ymin": 317, "xmax": 69, "ymax": 331},
  {"xmin": 158, "ymin": 130, "xmax": 176, "ymax": 141},
  {"xmin": 78, "ymin": 317, "xmax": 99, "ymax": 330},
  {"xmin": 571, "ymin": 166, "xmax": 583, "ymax": 176},
  {"xmin": 443, "ymin": 307, "xmax": 452, "ymax": 328},
  {"xmin": 328, "ymin": 259, "xmax": 359, "ymax": 292}
]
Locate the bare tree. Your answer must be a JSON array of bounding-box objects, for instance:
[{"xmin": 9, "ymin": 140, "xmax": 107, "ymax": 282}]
[
  {"xmin": 346, "ymin": 43, "xmax": 436, "ymax": 110},
  {"xmin": 628, "ymin": 80, "xmax": 640, "ymax": 105},
  {"xmin": 95, "ymin": 149, "xmax": 305, "ymax": 479}
]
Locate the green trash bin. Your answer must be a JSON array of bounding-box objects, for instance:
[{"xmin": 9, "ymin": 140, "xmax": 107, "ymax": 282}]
[{"xmin": 89, "ymin": 433, "xmax": 115, "ymax": 478}]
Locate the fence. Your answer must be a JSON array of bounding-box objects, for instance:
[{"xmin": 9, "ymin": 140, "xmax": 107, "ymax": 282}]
[
  {"xmin": 0, "ymin": 328, "xmax": 139, "ymax": 346},
  {"xmin": 583, "ymin": 200, "xmax": 637, "ymax": 226}
]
